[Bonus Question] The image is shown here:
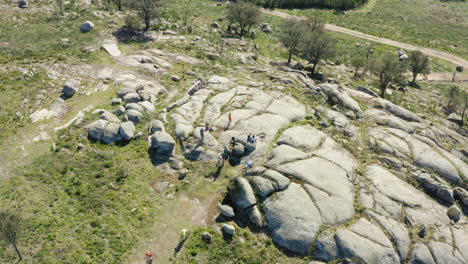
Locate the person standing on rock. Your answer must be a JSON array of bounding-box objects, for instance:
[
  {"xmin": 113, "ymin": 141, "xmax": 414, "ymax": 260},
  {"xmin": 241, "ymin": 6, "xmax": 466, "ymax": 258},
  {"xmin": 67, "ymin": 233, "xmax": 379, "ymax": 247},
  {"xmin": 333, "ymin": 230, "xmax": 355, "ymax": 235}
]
[
  {"xmin": 227, "ymin": 113, "xmax": 232, "ymax": 130},
  {"xmin": 144, "ymin": 252, "xmax": 154, "ymax": 264},
  {"xmin": 247, "ymin": 133, "xmax": 252, "ymax": 143},
  {"xmin": 200, "ymin": 128, "xmax": 205, "ymax": 144},
  {"xmin": 251, "ymin": 135, "xmax": 257, "ymax": 144},
  {"xmin": 230, "ymin": 137, "xmax": 236, "ymax": 149},
  {"xmin": 179, "ymin": 229, "xmax": 188, "ymax": 241}
]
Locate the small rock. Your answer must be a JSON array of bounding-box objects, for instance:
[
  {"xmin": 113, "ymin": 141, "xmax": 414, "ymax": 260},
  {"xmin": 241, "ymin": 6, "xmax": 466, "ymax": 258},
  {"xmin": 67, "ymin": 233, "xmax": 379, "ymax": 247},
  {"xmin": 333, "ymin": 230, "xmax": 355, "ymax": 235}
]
[
  {"xmin": 447, "ymin": 205, "xmax": 461, "ymax": 222},
  {"xmin": 133, "ymin": 131, "xmax": 144, "ymax": 139},
  {"xmin": 207, "ymin": 53, "xmax": 221, "ymax": 60},
  {"xmin": 80, "ymin": 21, "xmax": 95, "ymax": 33},
  {"xmin": 111, "ymin": 97, "xmax": 122, "ymax": 106},
  {"xmin": 221, "ymin": 224, "xmax": 235, "ymax": 237},
  {"xmin": 210, "ymin": 22, "xmax": 220, "ymax": 28},
  {"xmin": 62, "ymin": 80, "xmax": 79, "ymax": 98},
  {"xmin": 399, "ymin": 54, "xmax": 409, "ymax": 61},
  {"xmin": 260, "ymin": 23, "xmax": 272, "ymax": 33},
  {"xmin": 178, "ymin": 168, "xmax": 189, "ymax": 180},
  {"xmin": 418, "ymin": 224, "xmax": 427, "ymax": 238},
  {"xmin": 163, "ymin": 30, "xmax": 177, "ymax": 35},
  {"xmin": 150, "ymin": 119, "xmax": 165, "ymax": 133},
  {"xmin": 156, "ymin": 181, "xmax": 169, "ymax": 192},
  {"xmin": 169, "ymin": 158, "xmax": 184, "ymax": 170},
  {"xmin": 18, "ymin": 0, "xmax": 27, "ymax": 8},
  {"xmin": 219, "ymin": 204, "xmax": 235, "ymax": 218},
  {"xmin": 171, "ymin": 75, "xmax": 180, "ymax": 82},
  {"xmin": 186, "ymin": 70, "xmax": 196, "ymax": 76},
  {"xmin": 77, "ymin": 143, "xmax": 84, "ymax": 150},
  {"xmin": 320, "ymin": 120, "xmax": 330, "ymax": 127},
  {"xmin": 202, "ymin": 232, "xmax": 212, "ymax": 243}
]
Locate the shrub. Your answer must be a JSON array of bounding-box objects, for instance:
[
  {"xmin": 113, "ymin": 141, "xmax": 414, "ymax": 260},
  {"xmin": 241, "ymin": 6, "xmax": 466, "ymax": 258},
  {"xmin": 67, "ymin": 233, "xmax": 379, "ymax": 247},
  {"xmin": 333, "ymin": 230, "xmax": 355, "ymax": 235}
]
[{"xmin": 125, "ymin": 14, "xmax": 142, "ymax": 31}]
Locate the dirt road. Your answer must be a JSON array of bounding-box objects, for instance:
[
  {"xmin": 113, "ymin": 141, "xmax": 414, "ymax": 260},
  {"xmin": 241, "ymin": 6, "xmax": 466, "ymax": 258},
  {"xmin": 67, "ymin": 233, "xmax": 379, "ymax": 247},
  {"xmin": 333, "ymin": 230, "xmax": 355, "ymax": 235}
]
[{"xmin": 262, "ymin": 9, "xmax": 468, "ymax": 69}]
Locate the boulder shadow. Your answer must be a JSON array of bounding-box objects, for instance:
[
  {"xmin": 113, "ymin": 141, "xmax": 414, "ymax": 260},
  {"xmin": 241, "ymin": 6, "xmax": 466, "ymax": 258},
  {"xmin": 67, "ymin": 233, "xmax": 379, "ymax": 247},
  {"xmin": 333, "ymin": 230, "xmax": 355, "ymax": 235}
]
[{"xmin": 148, "ymin": 148, "xmax": 171, "ymax": 166}]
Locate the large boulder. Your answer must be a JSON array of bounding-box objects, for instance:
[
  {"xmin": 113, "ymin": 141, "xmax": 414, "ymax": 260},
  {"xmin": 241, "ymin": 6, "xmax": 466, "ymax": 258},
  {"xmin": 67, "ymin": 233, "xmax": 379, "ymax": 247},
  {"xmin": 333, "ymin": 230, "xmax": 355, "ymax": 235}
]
[
  {"xmin": 417, "ymin": 173, "xmax": 454, "ymax": 204},
  {"xmin": 320, "ymin": 83, "xmax": 362, "ymax": 113},
  {"xmin": 88, "ymin": 119, "xmax": 108, "ymax": 141},
  {"xmin": 126, "ymin": 109, "xmax": 144, "ymax": 125},
  {"xmin": 408, "ymin": 138, "xmax": 461, "ymax": 183},
  {"xmin": 101, "ymin": 40, "xmax": 121, "ymax": 56},
  {"xmin": 277, "ymin": 125, "xmax": 324, "ymax": 151},
  {"xmin": 228, "ymin": 177, "xmax": 256, "ymax": 210},
  {"xmin": 80, "ymin": 21, "xmax": 95, "ymax": 33},
  {"xmin": 453, "ymin": 187, "xmax": 468, "ymax": 207},
  {"xmin": 357, "ymin": 86, "xmax": 379, "ymax": 97},
  {"xmin": 102, "ymin": 123, "xmax": 121, "ymax": 144},
  {"xmin": 100, "ymin": 111, "xmax": 120, "ymax": 123},
  {"xmin": 370, "ymin": 98, "xmax": 421, "ymax": 122},
  {"xmin": 276, "ymin": 157, "xmax": 355, "ymax": 225},
  {"xmin": 149, "ymin": 131, "xmax": 175, "ymax": 156},
  {"xmin": 367, "ymin": 211, "xmax": 411, "ymax": 261},
  {"xmin": 118, "ymin": 121, "xmax": 135, "ymax": 141},
  {"xmin": 335, "ymin": 218, "xmax": 400, "ymax": 264},
  {"xmin": 410, "ymin": 243, "xmax": 436, "ymax": 264},
  {"xmin": 263, "ymin": 183, "xmax": 322, "ymax": 255},
  {"xmin": 123, "ymin": 93, "xmax": 141, "ymax": 104}
]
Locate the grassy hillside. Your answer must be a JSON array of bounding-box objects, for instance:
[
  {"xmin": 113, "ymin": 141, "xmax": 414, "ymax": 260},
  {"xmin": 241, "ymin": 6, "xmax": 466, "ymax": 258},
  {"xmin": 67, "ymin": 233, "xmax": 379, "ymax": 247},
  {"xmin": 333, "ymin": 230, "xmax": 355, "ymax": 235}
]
[
  {"xmin": 0, "ymin": 0, "xmax": 465, "ymax": 263},
  {"xmin": 283, "ymin": 0, "xmax": 468, "ymax": 60}
]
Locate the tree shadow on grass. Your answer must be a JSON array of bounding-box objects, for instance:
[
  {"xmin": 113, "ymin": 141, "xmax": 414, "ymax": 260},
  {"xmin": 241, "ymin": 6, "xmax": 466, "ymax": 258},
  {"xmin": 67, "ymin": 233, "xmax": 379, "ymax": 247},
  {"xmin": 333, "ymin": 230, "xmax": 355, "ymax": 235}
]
[{"xmin": 112, "ymin": 28, "xmax": 154, "ymax": 44}]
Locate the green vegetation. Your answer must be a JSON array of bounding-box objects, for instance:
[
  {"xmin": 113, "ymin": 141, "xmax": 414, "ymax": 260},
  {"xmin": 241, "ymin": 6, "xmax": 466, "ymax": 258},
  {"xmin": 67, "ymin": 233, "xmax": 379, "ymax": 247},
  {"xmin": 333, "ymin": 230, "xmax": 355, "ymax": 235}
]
[
  {"xmin": 176, "ymin": 228, "xmax": 311, "ymax": 264},
  {"xmin": 258, "ymin": 0, "xmax": 367, "ymax": 10},
  {"xmin": 0, "ymin": 127, "xmax": 162, "ymax": 263},
  {"xmin": 0, "ymin": 8, "xmax": 101, "ymax": 64},
  {"xmin": 227, "ymin": 0, "xmax": 262, "ymax": 39},
  {"xmin": 371, "ymin": 53, "xmax": 406, "ymax": 98},
  {"xmin": 283, "ymin": 0, "xmax": 468, "ymax": 60},
  {"xmin": 0, "ymin": 69, "xmax": 51, "ymax": 144}
]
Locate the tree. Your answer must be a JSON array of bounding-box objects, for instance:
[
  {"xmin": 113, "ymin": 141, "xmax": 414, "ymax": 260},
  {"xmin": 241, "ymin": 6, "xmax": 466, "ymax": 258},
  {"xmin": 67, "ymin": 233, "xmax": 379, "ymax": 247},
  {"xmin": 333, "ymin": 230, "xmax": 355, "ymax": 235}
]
[
  {"xmin": 461, "ymin": 90, "xmax": 468, "ymax": 127},
  {"xmin": 179, "ymin": 0, "xmax": 195, "ymax": 27},
  {"xmin": 408, "ymin": 50, "xmax": 429, "ymax": 85},
  {"xmin": 111, "ymin": 0, "xmax": 124, "ymax": 11},
  {"xmin": 372, "ymin": 53, "xmax": 405, "ymax": 98},
  {"xmin": 279, "ymin": 19, "xmax": 305, "ymax": 64},
  {"xmin": 227, "ymin": 1, "xmax": 261, "ymax": 39},
  {"xmin": 0, "ymin": 211, "xmax": 23, "ymax": 263},
  {"xmin": 351, "ymin": 55, "xmax": 365, "ymax": 77},
  {"xmin": 55, "ymin": 0, "xmax": 64, "ymax": 16},
  {"xmin": 445, "ymin": 85, "xmax": 461, "ymax": 113},
  {"xmin": 453, "ymin": 65, "xmax": 464, "ymax": 82},
  {"xmin": 299, "ymin": 18, "xmax": 336, "ymax": 74},
  {"xmin": 129, "ymin": 0, "xmax": 162, "ymax": 30}
]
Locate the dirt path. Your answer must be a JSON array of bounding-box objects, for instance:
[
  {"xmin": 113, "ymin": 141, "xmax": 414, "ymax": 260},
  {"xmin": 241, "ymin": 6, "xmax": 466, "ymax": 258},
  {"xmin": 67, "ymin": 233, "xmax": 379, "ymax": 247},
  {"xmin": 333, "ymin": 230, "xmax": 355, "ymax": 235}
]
[
  {"xmin": 129, "ymin": 187, "xmax": 224, "ymax": 264},
  {"xmin": 262, "ymin": 9, "xmax": 468, "ymax": 69}
]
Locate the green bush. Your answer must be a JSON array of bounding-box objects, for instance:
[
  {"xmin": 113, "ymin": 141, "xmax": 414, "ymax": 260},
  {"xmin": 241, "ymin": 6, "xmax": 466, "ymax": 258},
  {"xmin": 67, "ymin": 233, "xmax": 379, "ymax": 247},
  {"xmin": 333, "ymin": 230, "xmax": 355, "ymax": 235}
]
[{"xmin": 125, "ymin": 14, "xmax": 142, "ymax": 31}]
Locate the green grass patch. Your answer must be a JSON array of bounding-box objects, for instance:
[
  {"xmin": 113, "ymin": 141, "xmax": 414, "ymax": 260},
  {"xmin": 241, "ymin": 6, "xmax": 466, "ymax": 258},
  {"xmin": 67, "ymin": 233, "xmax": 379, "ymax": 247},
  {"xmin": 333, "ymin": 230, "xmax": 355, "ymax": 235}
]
[
  {"xmin": 282, "ymin": 0, "xmax": 468, "ymax": 60},
  {"xmin": 176, "ymin": 227, "xmax": 312, "ymax": 264}
]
